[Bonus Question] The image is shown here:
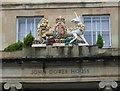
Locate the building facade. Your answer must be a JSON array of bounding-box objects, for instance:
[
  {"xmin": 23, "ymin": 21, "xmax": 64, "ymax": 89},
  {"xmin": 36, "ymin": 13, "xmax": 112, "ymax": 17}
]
[
  {"xmin": 0, "ymin": 1, "xmax": 120, "ymax": 50},
  {"xmin": 0, "ymin": 1, "xmax": 120, "ymax": 91}
]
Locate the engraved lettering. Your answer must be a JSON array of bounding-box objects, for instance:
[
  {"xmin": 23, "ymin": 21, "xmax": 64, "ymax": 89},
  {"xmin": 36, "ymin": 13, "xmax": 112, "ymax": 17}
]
[
  {"xmin": 31, "ymin": 68, "xmax": 89, "ymax": 75},
  {"xmin": 71, "ymin": 68, "xmax": 89, "ymax": 74},
  {"xmin": 49, "ymin": 69, "xmax": 68, "ymax": 74},
  {"xmin": 31, "ymin": 69, "xmax": 42, "ymax": 75}
]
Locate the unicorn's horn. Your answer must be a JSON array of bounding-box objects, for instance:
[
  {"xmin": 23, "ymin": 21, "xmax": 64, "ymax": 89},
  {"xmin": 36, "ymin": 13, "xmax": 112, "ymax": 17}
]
[
  {"xmin": 74, "ymin": 12, "xmax": 78, "ymax": 18},
  {"xmin": 79, "ymin": 15, "xmax": 82, "ymax": 23}
]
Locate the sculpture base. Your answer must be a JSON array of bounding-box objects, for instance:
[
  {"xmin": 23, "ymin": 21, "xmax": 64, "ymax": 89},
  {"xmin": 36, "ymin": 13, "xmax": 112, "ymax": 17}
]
[
  {"xmin": 32, "ymin": 44, "xmax": 46, "ymax": 47},
  {"xmin": 53, "ymin": 43, "xmax": 65, "ymax": 46},
  {"xmin": 78, "ymin": 43, "xmax": 89, "ymax": 46},
  {"xmin": 32, "ymin": 43, "xmax": 88, "ymax": 47}
]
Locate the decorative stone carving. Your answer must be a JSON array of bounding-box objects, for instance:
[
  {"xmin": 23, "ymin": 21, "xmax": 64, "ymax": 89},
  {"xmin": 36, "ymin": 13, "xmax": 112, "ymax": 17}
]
[
  {"xmin": 99, "ymin": 80, "xmax": 118, "ymax": 91},
  {"xmin": 32, "ymin": 12, "xmax": 89, "ymax": 47},
  {"xmin": 4, "ymin": 82, "xmax": 22, "ymax": 90}
]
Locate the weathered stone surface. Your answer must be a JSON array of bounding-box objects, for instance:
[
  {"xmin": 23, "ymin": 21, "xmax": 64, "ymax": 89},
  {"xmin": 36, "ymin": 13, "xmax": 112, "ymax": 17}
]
[
  {"xmin": 1, "ymin": 60, "xmax": 119, "ymax": 82},
  {"xmin": 0, "ymin": 47, "xmax": 120, "ymax": 58},
  {"xmin": 0, "ymin": 50, "xmax": 23, "ymax": 58},
  {"xmin": 22, "ymin": 46, "xmax": 99, "ymax": 58}
]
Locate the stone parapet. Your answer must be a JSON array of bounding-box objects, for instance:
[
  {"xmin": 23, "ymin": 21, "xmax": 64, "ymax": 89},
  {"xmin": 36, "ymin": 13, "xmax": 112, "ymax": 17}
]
[
  {"xmin": 0, "ymin": 50, "xmax": 23, "ymax": 58},
  {"xmin": 0, "ymin": 46, "xmax": 120, "ymax": 58},
  {"xmin": 22, "ymin": 46, "xmax": 98, "ymax": 58}
]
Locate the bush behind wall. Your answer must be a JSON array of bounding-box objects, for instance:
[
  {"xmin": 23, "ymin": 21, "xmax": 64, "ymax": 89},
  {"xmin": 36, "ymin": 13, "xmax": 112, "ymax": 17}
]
[
  {"xmin": 96, "ymin": 33, "xmax": 104, "ymax": 48},
  {"xmin": 24, "ymin": 31, "xmax": 34, "ymax": 47},
  {"xmin": 4, "ymin": 31, "xmax": 35, "ymax": 51},
  {"xmin": 4, "ymin": 42, "xmax": 24, "ymax": 51}
]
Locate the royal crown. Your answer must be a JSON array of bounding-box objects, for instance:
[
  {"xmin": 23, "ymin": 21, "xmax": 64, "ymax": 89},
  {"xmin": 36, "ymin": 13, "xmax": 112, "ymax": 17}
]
[{"xmin": 56, "ymin": 16, "xmax": 65, "ymax": 23}]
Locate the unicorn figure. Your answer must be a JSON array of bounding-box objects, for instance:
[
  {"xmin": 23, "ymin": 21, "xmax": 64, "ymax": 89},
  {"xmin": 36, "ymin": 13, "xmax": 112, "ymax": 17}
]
[{"xmin": 67, "ymin": 12, "xmax": 89, "ymax": 45}]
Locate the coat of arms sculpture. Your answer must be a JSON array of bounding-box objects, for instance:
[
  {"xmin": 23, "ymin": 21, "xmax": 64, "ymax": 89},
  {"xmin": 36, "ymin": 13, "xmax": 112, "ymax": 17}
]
[{"xmin": 32, "ymin": 12, "xmax": 89, "ymax": 47}]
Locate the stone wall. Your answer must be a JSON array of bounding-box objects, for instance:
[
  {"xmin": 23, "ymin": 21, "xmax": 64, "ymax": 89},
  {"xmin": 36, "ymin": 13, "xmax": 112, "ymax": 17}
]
[
  {"xmin": 0, "ymin": 47, "xmax": 120, "ymax": 58},
  {"xmin": 22, "ymin": 47, "xmax": 120, "ymax": 58},
  {"xmin": 0, "ymin": 50, "xmax": 23, "ymax": 58},
  {"xmin": 22, "ymin": 46, "xmax": 98, "ymax": 58},
  {"xmin": 2, "ymin": 59, "xmax": 119, "ymax": 82}
]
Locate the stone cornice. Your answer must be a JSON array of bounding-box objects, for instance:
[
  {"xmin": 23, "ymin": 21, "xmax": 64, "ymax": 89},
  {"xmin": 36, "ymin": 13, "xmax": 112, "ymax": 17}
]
[
  {"xmin": 1, "ymin": 0, "xmax": 120, "ymax": 3},
  {"xmin": 0, "ymin": 2, "xmax": 119, "ymax": 10}
]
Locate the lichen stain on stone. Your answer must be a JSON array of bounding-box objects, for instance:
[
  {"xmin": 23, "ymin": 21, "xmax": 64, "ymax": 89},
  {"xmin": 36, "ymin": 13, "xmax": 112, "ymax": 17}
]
[
  {"xmin": 79, "ymin": 46, "xmax": 82, "ymax": 56},
  {"xmin": 68, "ymin": 46, "xmax": 73, "ymax": 57}
]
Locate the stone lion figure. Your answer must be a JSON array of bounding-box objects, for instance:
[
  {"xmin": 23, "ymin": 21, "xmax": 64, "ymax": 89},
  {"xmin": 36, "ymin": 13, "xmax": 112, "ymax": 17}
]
[{"xmin": 37, "ymin": 18, "xmax": 51, "ymax": 40}]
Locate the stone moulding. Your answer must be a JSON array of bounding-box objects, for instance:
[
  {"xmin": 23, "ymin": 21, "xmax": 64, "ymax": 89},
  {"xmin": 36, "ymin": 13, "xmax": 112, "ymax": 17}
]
[{"xmin": 0, "ymin": 2, "xmax": 119, "ymax": 10}]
